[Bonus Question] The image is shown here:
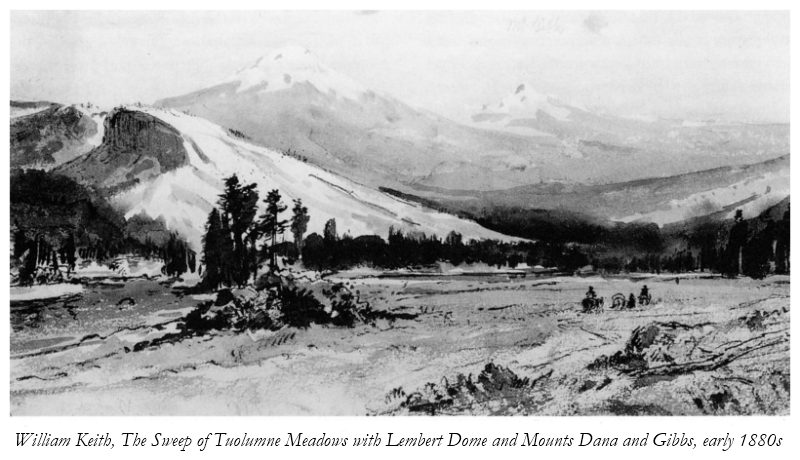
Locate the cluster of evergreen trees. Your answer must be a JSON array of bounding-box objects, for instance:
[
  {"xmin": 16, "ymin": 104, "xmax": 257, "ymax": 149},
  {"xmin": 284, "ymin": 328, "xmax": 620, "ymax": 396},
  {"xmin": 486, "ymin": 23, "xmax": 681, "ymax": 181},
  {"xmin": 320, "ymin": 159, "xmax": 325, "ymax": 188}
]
[
  {"xmin": 724, "ymin": 208, "xmax": 790, "ymax": 278},
  {"xmin": 197, "ymin": 174, "xmax": 789, "ymax": 282},
  {"xmin": 201, "ymin": 175, "xmax": 310, "ymax": 290},
  {"xmin": 566, "ymin": 207, "xmax": 790, "ymax": 278},
  {"xmin": 297, "ymin": 210, "xmax": 789, "ymax": 279},
  {"xmin": 15, "ymin": 166, "xmax": 788, "ymax": 288},
  {"xmin": 11, "ymin": 169, "xmax": 195, "ymax": 285},
  {"xmin": 299, "ymin": 225, "xmax": 705, "ymax": 274},
  {"xmin": 301, "ymin": 225, "xmax": 591, "ymax": 272}
]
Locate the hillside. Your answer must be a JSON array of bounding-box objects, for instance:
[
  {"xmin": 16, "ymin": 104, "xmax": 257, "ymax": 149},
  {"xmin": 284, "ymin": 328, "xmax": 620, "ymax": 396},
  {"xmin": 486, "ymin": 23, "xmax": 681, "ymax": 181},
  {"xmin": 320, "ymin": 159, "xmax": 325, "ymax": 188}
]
[
  {"xmin": 408, "ymin": 154, "xmax": 789, "ymax": 227},
  {"xmin": 11, "ymin": 101, "xmax": 104, "ymax": 169},
  {"xmin": 56, "ymin": 106, "xmax": 519, "ymax": 251}
]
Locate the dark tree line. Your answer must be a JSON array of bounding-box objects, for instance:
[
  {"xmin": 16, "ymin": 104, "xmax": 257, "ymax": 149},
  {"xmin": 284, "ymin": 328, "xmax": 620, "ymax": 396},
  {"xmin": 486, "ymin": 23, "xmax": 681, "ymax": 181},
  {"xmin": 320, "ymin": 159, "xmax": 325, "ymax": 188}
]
[
  {"xmin": 301, "ymin": 224, "xmax": 593, "ymax": 272},
  {"xmin": 379, "ymin": 186, "xmax": 789, "ymax": 278},
  {"xmin": 197, "ymin": 176, "xmax": 789, "ymax": 285},
  {"xmin": 735, "ymin": 207, "xmax": 790, "ymax": 279},
  {"xmin": 299, "ymin": 206, "xmax": 789, "ymax": 279},
  {"xmin": 11, "ymin": 169, "xmax": 195, "ymax": 285}
]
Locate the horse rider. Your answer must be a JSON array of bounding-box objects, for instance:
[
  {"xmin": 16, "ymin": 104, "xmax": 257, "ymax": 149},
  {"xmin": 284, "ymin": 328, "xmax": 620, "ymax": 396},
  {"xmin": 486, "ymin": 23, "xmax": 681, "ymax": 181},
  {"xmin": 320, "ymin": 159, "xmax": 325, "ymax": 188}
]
[{"xmin": 627, "ymin": 293, "xmax": 636, "ymax": 309}]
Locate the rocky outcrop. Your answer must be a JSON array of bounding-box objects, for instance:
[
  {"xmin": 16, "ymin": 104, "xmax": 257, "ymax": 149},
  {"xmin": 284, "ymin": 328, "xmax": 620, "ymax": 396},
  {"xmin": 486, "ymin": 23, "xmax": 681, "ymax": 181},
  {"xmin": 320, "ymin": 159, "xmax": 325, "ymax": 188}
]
[
  {"xmin": 101, "ymin": 108, "xmax": 187, "ymax": 171},
  {"xmin": 11, "ymin": 103, "xmax": 96, "ymax": 169},
  {"xmin": 57, "ymin": 108, "xmax": 188, "ymax": 193}
]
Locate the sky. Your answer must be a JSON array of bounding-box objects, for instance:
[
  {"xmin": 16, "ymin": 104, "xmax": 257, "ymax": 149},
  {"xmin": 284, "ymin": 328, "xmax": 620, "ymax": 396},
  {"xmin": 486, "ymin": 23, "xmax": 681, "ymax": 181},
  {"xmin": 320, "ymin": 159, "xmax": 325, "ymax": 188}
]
[{"xmin": 10, "ymin": 10, "xmax": 790, "ymax": 123}]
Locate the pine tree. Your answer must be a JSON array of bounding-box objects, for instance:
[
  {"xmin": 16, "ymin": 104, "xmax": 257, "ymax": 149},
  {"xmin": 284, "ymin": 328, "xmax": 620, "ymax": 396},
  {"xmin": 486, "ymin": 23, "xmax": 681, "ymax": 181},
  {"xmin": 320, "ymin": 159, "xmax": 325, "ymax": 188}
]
[
  {"xmin": 445, "ymin": 230, "xmax": 465, "ymax": 266},
  {"xmin": 163, "ymin": 233, "xmax": 190, "ymax": 277},
  {"xmin": 64, "ymin": 232, "xmax": 76, "ymax": 275},
  {"xmin": 259, "ymin": 189, "xmax": 288, "ymax": 273},
  {"xmin": 19, "ymin": 236, "xmax": 38, "ymax": 286},
  {"xmin": 775, "ymin": 205, "xmax": 790, "ymax": 274},
  {"xmin": 219, "ymin": 217, "xmax": 235, "ymax": 287},
  {"xmin": 726, "ymin": 209, "xmax": 749, "ymax": 277},
  {"xmin": 324, "ymin": 218, "xmax": 338, "ymax": 242},
  {"xmin": 290, "ymin": 199, "xmax": 310, "ymax": 256},
  {"xmin": 219, "ymin": 175, "xmax": 259, "ymax": 286},
  {"xmin": 50, "ymin": 249, "xmax": 59, "ymax": 276},
  {"xmin": 201, "ymin": 208, "xmax": 223, "ymax": 289}
]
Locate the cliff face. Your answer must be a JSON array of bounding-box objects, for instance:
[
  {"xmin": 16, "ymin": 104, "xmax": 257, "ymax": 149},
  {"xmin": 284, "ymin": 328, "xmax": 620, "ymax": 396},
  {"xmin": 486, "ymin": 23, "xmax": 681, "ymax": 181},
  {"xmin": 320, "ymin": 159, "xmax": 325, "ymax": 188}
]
[
  {"xmin": 102, "ymin": 108, "xmax": 187, "ymax": 171},
  {"xmin": 11, "ymin": 104, "xmax": 97, "ymax": 169},
  {"xmin": 57, "ymin": 108, "xmax": 189, "ymax": 193}
]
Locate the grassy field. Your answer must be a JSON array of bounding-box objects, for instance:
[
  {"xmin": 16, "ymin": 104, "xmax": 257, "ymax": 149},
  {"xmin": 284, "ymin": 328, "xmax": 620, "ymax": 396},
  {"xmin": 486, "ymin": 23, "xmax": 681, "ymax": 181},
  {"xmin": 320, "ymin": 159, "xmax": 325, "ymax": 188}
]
[{"xmin": 10, "ymin": 273, "xmax": 789, "ymax": 415}]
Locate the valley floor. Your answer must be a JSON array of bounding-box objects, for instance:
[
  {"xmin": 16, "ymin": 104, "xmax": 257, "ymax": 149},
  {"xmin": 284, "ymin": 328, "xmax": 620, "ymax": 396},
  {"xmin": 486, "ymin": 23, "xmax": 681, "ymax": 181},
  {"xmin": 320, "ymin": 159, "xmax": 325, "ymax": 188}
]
[{"xmin": 9, "ymin": 274, "xmax": 790, "ymax": 415}]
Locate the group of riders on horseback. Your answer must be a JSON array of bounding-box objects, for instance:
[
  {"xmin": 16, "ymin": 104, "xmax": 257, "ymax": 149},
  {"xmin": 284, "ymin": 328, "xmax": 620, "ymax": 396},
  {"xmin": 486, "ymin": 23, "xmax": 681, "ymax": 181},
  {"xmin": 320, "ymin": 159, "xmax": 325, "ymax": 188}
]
[{"xmin": 582, "ymin": 285, "xmax": 651, "ymax": 313}]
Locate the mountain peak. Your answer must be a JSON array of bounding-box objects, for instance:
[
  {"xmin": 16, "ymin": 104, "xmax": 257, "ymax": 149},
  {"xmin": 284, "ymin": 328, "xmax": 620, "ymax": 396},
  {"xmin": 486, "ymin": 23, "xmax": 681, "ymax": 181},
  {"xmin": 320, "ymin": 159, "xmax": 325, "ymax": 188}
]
[
  {"xmin": 228, "ymin": 44, "xmax": 367, "ymax": 100},
  {"xmin": 481, "ymin": 82, "xmax": 572, "ymax": 121},
  {"xmin": 269, "ymin": 43, "xmax": 312, "ymax": 59},
  {"xmin": 249, "ymin": 44, "xmax": 317, "ymax": 70}
]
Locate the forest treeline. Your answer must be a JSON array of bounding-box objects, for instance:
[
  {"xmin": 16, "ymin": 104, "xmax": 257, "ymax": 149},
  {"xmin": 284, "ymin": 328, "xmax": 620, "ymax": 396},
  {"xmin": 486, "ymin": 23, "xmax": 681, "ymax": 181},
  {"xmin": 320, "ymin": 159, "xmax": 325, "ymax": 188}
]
[
  {"xmin": 299, "ymin": 206, "xmax": 789, "ymax": 279},
  {"xmin": 201, "ymin": 175, "xmax": 790, "ymax": 292},
  {"xmin": 10, "ymin": 169, "xmax": 194, "ymax": 285},
  {"xmin": 10, "ymin": 168, "xmax": 790, "ymax": 288}
]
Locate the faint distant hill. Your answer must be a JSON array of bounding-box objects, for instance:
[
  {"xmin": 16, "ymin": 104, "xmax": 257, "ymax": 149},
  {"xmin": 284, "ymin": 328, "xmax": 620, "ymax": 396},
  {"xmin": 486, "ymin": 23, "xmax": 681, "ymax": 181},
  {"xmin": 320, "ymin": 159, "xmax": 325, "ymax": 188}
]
[{"xmin": 400, "ymin": 153, "xmax": 788, "ymax": 230}]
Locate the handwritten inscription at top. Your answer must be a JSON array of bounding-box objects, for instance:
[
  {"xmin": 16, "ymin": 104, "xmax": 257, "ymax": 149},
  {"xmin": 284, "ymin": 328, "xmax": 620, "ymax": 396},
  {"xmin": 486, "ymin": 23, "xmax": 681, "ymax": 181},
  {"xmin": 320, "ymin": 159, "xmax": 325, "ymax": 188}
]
[{"xmin": 506, "ymin": 16, "xmax": 565, "ymax": 34}]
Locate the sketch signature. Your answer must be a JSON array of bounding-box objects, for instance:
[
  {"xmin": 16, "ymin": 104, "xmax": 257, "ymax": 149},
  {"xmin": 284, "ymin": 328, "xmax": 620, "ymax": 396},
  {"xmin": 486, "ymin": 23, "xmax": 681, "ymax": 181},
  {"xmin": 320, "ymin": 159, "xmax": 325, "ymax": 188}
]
[{"xmin": 507, "ymin": 16, "xmax": 565, "ymax": 34}]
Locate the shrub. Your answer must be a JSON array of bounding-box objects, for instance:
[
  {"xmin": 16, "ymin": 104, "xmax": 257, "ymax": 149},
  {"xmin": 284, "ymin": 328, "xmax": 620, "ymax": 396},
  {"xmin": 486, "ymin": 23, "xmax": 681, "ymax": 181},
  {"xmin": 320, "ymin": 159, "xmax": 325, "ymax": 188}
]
[
  {"xmin": 277, "ymin": 285, "xmax": 329, "ymax": 329},
  {"xmin": 377, "ymin": 363, "xmax": 550, "ymax": 415}
]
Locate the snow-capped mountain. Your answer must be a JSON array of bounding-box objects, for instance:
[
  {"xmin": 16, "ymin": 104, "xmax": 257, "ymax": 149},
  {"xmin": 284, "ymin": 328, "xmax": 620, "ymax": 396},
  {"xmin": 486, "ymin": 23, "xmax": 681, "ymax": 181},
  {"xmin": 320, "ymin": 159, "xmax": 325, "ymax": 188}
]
[
  {"xmin": 227, "ymin": 44, "xmax": 368, "ymax": 101},
  {"xmin": 467, "ymin": 82, "xmax": 789, "ymax": 187},
  {"xmin": 155, "ymin": 45, "xmax": 553, "ymax": 191},
  {"xmin": 56, "ymin": 105, "xmax": 518, "ymax": 251},
  {"xmin": 12, "ymin": 45, "xmax": 789, "ymax": 233},
  {"xmin": 477, "ymin": 83, "xmax": 576, "ymax": 122},
  {"xmin": 156, "ymin": 46, "xmax": 788, "ymax": 197}
]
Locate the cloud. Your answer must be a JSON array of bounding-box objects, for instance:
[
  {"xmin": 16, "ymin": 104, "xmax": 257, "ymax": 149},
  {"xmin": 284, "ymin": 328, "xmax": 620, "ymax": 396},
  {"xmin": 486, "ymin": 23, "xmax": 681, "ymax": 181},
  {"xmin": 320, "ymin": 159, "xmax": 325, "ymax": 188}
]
[{"xmin": 583, "ymin": 13, "xmax": 608, "ymax": 34}]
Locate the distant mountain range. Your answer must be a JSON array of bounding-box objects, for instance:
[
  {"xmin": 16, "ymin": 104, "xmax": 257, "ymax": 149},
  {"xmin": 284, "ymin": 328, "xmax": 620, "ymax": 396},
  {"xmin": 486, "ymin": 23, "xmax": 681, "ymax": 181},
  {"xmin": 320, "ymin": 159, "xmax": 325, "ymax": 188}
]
[
  {"xmin": 153, "ymin": 45, "xmax": 545, "ymax": 191},
  {"xmin": 9, "ymin": 44, "xmax": 790, "ymax": 245},
  {"xmin": 154, "ymin": 45, "xmax": 787, "ymax": 189},
  {"xmin": 468, "ymin": 82, "xmax": 788, "ymax": 185}
]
